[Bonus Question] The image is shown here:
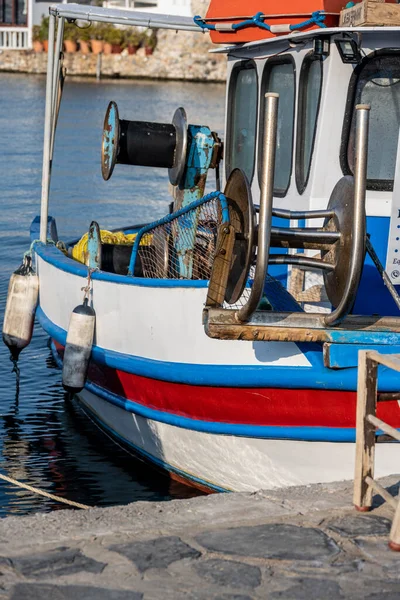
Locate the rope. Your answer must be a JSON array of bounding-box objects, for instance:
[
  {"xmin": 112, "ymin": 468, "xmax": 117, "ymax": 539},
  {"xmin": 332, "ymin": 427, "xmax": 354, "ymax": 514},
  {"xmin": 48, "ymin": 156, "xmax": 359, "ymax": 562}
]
[
  {"xmin": 0, "ymin": 472, "xmax": 91, "ymax": 510},
  {"xmin": 193, "ymin": 11, "xmax": 326, "ymax": 33},
  {"xmin": 24, "ymin": 238, "xmax": 56, "ymax": 260},
  {"xmin": 81, "ymin": 267, "xmax": 97, "ymax": 302}
]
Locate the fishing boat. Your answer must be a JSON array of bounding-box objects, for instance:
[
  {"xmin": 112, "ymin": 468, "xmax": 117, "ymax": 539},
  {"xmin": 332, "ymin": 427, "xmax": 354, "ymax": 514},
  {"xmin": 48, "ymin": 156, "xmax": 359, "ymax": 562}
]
[{"xmin": 4, "ymin": 0, "xmax": 400, "ymax": 492}]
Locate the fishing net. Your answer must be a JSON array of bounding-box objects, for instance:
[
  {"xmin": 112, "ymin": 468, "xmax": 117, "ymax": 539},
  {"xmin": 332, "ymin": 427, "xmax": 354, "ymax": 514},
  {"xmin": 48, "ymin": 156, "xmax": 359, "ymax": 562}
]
[{"xmin": 131, "ymin": 192, "xmax": 230, "ymax": 280}]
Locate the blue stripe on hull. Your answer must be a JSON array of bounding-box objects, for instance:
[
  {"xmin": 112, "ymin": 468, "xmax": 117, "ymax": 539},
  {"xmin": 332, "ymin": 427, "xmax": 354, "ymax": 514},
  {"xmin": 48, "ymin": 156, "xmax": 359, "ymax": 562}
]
[
  {"xmin": 39, "ymin": 306, "xmax": 400, "ymax": 391},
  {"xmin": 51, "ymin": 341, "xmax": 358, "ymax": 442}
]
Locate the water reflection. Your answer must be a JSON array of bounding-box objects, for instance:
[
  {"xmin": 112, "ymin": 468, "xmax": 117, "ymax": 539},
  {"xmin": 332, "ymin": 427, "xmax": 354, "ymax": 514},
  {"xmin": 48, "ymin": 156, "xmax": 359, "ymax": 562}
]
[{"xmin": 0, "ymin": 73, "xmax": 225, "ymax": 515}]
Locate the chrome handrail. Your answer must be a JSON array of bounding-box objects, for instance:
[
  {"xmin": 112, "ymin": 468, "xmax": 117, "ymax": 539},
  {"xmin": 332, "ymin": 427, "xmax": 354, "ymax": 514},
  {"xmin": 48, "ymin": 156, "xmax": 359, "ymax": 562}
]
[
  {"xmin": 324, "ymin": 104, "xmax": 370, "ymax": 327},
  {"xmin": 236, "ymin": 93, "xmax": 279, "ymax": 322}
]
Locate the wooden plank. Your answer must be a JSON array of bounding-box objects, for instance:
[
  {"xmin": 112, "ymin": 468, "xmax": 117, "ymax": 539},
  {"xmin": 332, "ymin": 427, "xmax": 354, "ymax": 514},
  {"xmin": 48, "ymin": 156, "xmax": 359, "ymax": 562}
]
[
  {"xmin": 204, "ymin": 308, "xmax": 400, "ymax": 343},
  {"xmin": 340, "ymin": 1, "xmax": 400, "ymax": 28},
  {"xmin": 365, "ymin": 476, "xmax": 398, "ymax": 510},
  {"xmin": 366, "ymin": 350, "xmax": 400, "ymax": 372},
  {"xmin": 353, "ymin": 351, "xmax": 378, "ymax": 511},
  {"xmin": 206, "ymin": 308, "xmax": 400, "ymax": 331},
  {"xmin": 367, "ymin": 414, "xmax": 400, "ymax": 442},
  {"xmin": 205, "ymin": 224, "xmax": 235, "ymax": 308},
  {"xmin": 378, "ymin": 392, "xmax": 400, "ymax": 402},
  {"xmin": 389, "ymin": 500, "xmax": 400, "ymax": 551},
  {"xmin": 205, "ymin": 322, "xmax": 332, "ymax": 342}
]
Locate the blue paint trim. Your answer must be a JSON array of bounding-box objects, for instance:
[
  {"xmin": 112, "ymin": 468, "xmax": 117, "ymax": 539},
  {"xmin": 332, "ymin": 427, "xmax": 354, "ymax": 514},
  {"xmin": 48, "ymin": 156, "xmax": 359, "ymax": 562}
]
[
  {"xmin": 355, "ymin": 216, "xmax": 400, "ymax": 317},
  {"xmin": 50, "ymin": 340, "xmax": 356, "ymax": 442},
  {"xmin": 77, "ymin": 398, "xmax": 229, "ymax": 492},
  {"xmin": 326, "ymin": 343, "xmax": 400, "ymax": 369},
  {"xmin": 38, "ymin": 307, "xmax": 400, "ymax": 392},
  {"xmin": 30, "ymin": 215, "xmax": 58, "ymax": 243},
  {"xmin": 33, "ymin": 238, "xmax": 209, "ymax": 288}
]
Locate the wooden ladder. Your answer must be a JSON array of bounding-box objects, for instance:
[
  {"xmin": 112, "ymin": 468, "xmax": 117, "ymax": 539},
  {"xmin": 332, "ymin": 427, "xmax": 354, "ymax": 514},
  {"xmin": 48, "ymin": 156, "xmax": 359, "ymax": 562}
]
[{"xmin": 354, "ymin": 350, "xmax": 400, "ymax": 551}]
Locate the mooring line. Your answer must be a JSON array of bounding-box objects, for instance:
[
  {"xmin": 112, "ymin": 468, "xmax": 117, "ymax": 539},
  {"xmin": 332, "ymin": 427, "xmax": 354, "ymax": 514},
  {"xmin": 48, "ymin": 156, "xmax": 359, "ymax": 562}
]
[{"xmin": 0, "ymin": 473, "xmax": 92, "ymax": 510}]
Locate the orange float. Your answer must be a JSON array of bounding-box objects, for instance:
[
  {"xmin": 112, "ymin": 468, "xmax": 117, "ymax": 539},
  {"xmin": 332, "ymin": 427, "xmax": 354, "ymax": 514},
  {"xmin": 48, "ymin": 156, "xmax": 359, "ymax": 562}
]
[{"xmin": 203, "ymin": 0, "xmax": 395, "ymax": 44}]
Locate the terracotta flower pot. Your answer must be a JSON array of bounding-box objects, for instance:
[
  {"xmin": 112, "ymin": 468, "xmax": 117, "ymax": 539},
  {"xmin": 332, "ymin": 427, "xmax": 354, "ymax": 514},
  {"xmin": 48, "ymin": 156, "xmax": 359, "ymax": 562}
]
[
  {"xmin": 42, "ymin": 39, "xmax": 49, "ymax": 52},
  {"xmin": 91, "ymin": 39, "xmax": 104, "ymax": 55},
  {"xmin": 64, "ymin": 39, "xmax": 78, "ymax": 53},
  {"xmin": 111, "ymin": 44, "xmax": 122, "ymax": 54},
  {"xmin": 145, "ymin": 46, "xmax": 154, "ymax": 56},
  {"xmin": 79, "ymin": 39, "xmax": 91, "ymax": 54},
  {"xmin": 33, "ymin": 40, "xmax": 43, "ymax": 53},
  {"xmin": 127, "ymin": 44, "xmax": 139, "ymax": 55},
  {"xmin": 103, "ymin": 42, "xmax": 112, "ymax": 55}
]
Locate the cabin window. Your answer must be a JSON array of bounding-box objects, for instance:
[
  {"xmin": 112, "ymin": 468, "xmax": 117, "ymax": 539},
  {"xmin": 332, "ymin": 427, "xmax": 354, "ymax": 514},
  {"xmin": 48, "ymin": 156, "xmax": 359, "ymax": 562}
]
[
  {"xmin": 296, "ymin": 55, "xmax": 323, "ymax": 194},
  {"xmin": 342, "ymin": 52, "xmax": 400, "ymax": 191},
  {"xmin": 0, "ymin": 0, "xmax": 26, "ymax": 25},
  {"xmin": 226, "ymin": 61, "xmax": 258, "ymax": 183},
  {"xmin": 259, "ymin": 56, "xmax": 295, "ymax": 197}
]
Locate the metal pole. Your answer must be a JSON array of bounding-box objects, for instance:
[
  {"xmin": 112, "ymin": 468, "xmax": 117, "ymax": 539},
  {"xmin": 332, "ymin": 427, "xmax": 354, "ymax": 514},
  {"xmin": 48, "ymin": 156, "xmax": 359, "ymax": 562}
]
[
  {"xmin": 50, "ymin": 16, "xmax": 64, "ymax": 161},
  {"xmin": 39, "ymin": 13, "xmax": 56, "ymax": 243},
  {"xmin": 324, "ymin": 104, "xmax": 370, "ymax": 327},
  {"xmin": 236, "ymin": 93, "xmax": 279, "ymax": 322}
]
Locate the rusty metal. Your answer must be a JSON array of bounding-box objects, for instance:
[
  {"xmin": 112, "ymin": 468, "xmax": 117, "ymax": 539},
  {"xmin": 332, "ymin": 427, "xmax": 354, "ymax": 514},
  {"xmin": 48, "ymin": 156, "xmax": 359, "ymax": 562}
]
[
  {"xmin": 322, "ymin": 175, "xmax": 357, "ymax": 308},
  {"xmin": 324, "ymin": 105, "xmax": 370, "ymax": 326},
  {"xmin": 223, "ymin": 169, "xmax": 256, "ymax": 304}
]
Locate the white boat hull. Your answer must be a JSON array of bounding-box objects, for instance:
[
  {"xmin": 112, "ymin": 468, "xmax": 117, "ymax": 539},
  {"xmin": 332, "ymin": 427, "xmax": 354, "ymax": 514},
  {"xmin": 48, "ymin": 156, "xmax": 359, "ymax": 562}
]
[{"xmin": 78, "ymin": 386, "xmax": 400, "ymax": 493}]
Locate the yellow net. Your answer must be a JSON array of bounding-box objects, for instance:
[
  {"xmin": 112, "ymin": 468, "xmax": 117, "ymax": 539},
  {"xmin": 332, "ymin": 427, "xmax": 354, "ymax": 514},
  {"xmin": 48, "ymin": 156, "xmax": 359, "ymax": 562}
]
[{"xmin": 71, "ymin": 230, "xmax": 151, "ymax": 266}]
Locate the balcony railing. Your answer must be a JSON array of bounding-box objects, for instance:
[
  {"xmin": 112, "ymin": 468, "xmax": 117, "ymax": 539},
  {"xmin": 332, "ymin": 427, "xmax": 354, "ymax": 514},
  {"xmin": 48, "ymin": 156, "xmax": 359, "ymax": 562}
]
[{"xmin": 0, "ymin": 27, "xmax": 31, "ymax": 49}]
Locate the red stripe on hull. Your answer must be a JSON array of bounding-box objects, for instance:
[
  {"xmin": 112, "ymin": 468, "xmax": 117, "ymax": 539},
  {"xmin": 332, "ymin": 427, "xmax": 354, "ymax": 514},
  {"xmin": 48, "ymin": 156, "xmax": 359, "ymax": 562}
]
[{"xmin": 54, "ymin": 342, "xmax": 400, "ymax": 428}]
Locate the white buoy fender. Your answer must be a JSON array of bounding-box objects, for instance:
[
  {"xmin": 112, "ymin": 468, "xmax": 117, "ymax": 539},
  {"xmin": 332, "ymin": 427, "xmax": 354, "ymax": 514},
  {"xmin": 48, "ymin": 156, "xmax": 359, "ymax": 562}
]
[
  {"xmin": 2, "ymin": 257, "xmax": 39, "ymax": 361},
  {"xmin": 62, "ymin": 299, "xmax": 96, "ymax": 393}
]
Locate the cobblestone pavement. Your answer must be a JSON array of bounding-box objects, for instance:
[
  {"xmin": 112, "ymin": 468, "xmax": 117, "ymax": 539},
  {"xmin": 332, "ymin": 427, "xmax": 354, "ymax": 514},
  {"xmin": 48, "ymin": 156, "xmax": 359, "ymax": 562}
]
[{"xmin": 1, "ymin": 477, "xmax": 400, "ymax": 599}]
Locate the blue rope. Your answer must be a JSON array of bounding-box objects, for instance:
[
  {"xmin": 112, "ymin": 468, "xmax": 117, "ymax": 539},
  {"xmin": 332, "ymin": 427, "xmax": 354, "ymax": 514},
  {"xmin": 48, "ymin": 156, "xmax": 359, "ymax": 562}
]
[
  {"xmin": 193, "ymin": 10, "xmax": 326, "ymax": 33},
  {"xmin": 128, "ymin": 191, "xmax": 230, "ymax": 277}
]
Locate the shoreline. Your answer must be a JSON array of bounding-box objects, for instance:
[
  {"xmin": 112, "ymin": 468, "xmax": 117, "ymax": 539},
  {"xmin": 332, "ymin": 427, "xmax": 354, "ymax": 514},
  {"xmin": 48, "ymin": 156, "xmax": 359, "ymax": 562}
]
[
  {"xmin": 0, "ymin": 28, "xmax": 227, "ymax": 84},
  {"xmin": 1, "ymin": 476, "xmax": 400, "ymax": 598}
]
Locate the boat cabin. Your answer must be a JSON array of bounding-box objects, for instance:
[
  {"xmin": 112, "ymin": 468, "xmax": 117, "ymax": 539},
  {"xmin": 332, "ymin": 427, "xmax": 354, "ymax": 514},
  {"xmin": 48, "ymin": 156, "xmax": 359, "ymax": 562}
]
[{"xmin": 221, "ymin": 26, "xmax": 400, "ymax": 317}]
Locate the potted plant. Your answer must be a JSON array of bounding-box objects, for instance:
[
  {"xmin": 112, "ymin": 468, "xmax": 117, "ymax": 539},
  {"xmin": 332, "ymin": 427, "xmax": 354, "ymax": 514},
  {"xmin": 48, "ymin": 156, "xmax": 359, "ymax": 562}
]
[
  {"xmin": 103, "ymin": 26, "xmax": 124, "ymax": 54},
  {"xmin": 39, "ymin": 16, "xmax": 49, "ymax": 52},
  {"xmin": 144, "ymin": 29, "xmax": 157, "ymax": 56},
  {"xmin": 32, "ymin": 25, "xmax": 43, "ymax": 53},
  {"xmin": 64, "ymin": 21, "xmax": 79, "ymax": 53},
  {"xmin": 122, "ymin": 28, "xmax": 142, "ymax": 55},
  {"xmin": 90, "ymin": 24, "xmax": 105, "ymax": 55},
  {"xmin": 78, "ymin": 26, "xmax": 91, "ymax": 54}
]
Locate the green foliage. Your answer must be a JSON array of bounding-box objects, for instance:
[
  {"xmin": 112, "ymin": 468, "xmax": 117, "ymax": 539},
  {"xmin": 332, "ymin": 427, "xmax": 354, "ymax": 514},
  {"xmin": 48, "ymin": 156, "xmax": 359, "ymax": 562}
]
[
  {"xmin": 122, "ymin": 27, "xmax": 143, "ymax": 48},
  {"xmin": 103, "ymin": 25, "xmax": 124, "ymax": 46},
  {"xmin": 144, "ymin": 28, "xmax": 158, "ymax": 50},
  {"xmin": 89, "ymin": 23, "xmax": 107, "ymax": 41},
  {"xmin": 64, "ymin": 20, "xmax": 79, "ymax": 42},
  {"xmin": 32, "ymin": 25, "xmax": 41, "ymax": 42},
  {"xmin": 39, "ymin": 16, "xmax": 49, "ymax": 42},
  {"xmin": 77, "ymin": 25, "xmax": 91, "ymax": 42}
]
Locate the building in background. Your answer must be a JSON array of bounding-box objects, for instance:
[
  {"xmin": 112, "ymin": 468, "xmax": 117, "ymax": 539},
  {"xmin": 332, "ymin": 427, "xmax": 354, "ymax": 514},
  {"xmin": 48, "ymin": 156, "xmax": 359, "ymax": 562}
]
[{"xmin": 0, "ymin": 0, "xmax": 192, "ymax": 49}]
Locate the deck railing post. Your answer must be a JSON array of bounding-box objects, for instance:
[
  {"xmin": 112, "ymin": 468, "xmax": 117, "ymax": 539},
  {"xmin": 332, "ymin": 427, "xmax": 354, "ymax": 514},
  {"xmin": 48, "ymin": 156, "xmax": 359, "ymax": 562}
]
[
  {"xmin": 354, "ymin": 350, "xmax": 377, "ymax": 511},
  {"xmin": 354, "ymin": 349, "xmax": 400, "ymax": 551}
]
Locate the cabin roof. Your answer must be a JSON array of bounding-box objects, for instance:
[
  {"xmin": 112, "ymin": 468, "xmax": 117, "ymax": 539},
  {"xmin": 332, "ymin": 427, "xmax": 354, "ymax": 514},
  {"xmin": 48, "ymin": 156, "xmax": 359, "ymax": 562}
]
[
  {"xmin": 210, "ymin": 26, "xmax": 400, "ymax": 53},
  {"xmin": 49, "ymin": 3, "xmax": 200, "ymax": 31},
  {"xmin": 48, "ymin": 4, "xmax": 400, "ymax": 46}
]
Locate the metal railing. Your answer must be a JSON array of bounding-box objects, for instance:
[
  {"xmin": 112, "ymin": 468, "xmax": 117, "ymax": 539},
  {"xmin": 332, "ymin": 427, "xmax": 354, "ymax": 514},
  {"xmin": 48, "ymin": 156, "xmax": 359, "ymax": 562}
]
[
  {"xmin": 0, "ymin": 27, "xmax": 31, "ymax": 49},
  {"xmin": 354, "ymin": 350, "xmax": 400, "ymax": 551}
]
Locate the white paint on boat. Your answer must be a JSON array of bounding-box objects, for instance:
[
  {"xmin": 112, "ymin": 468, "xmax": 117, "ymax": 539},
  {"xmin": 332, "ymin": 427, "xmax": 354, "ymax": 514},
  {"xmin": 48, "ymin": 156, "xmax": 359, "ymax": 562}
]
[
  {"xmin": 37, "ymin": 255, "xmax": 311, "ymax": 367},
  {"xmin": 78, "ymin": 388, "xmax": 400, "ymax": 493}
]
